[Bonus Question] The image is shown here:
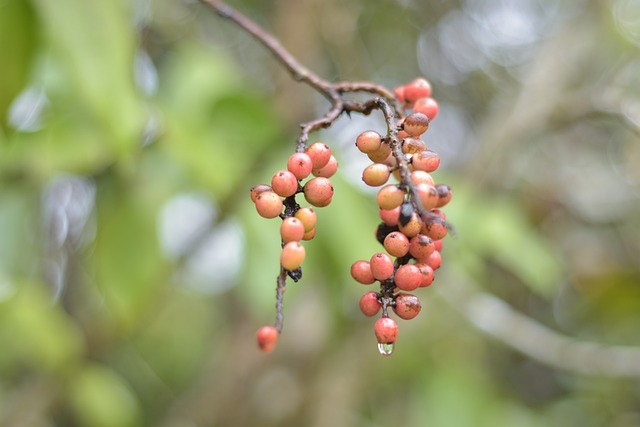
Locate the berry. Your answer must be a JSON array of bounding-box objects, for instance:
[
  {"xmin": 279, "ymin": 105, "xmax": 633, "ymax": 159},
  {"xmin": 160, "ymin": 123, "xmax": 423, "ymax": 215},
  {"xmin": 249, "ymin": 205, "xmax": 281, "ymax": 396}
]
[
  {"xmin": 362, "ymin": 163, "xmax": 391, "ymax": 187},
  {"xmin": 383, "ymin": 231, "xmax": 410, "ymax": 258},
  {"xmin": 255, "ymin": 191, "xmax": 283, "ymax": 218},
  {"xmin": 416, "ymin": 183, "xmax": 439, "ymax": 210},
  {"xmin": 435, "ymin": 184, "xmax": 452, "ymax": 207},
  {"xmin": 271, "ymin": 170, "xmax": 299, "ymax": 197},
  {"xmin": 394, "ymin": 264, "xmax": 422, "ymax": 291},
  {"xmin": 416, "ymin": 263, "xmax": 435, "ymax": 287},
  {"xmin": 410, "ymin": 170, "xmax": 435, "ymax": 186},
  {"xmin": 434, "ymin": 239, "xmax": 443, "ymax": 252},
  {"xmin": 295, "ymin": 207, "xmax": 317, "ymax": 232},
  {"xmin": 424, "ymin": 250, "xmax": 442, "ymax": 270},
  {"xmin": 393, "ymin": 294, "xmax": 421, "ymax": 320},
  {"xmin": 401, "ymin": 137, "xmax": 427, "ymax": 155},
  {"xmin": 250, "ymin": 184, "xmax": 272, "ymax": 203},
  {"xmin": 411, "ymin": 150, "xmax": 440, "ymax": 172},
  {"xmin": 356, "ymin": 130, "xmax": 382, "ymax": 154},
  {"xmin": 303, "ymin": 177, "xmax": 334, "ymax": 207},
  {"xmin": 312, "ymin": 155, "xmax": 338, "ymax": 178},
  {"xmin": 302, "ymin": 227, "xmax": 316, "ymax": 241},
  {"xmin": 360, "ymin": 291, "xmax": 381, "ymax": 316},
  {"xmin": 351, "ymin": 260, "xmax": 376, "ymax": 285},
  {"xmin": 379, "ymin": 207, "xmax": 401, "ymax": 227},
  {"xmin": 377, "ymin": 185, "xmax": 405, "ymax": 210},
  {"xmin": 367, "ymin": 142, "xmax": 392, "ymax": 163},
  {"xmin": 404, "ymin": 78, "xmax": 432, "ymax": 103},
  {"xmin": 280, "ymin": 217, "xmax": 305, "ymax": 242},
  {"xmin": 398, "ymin": 211, "xmax": 422, "ymax": 238},
  {"xmin": 287, "ymin": 152, "xmax": 313, "ymax": 180},
  {"xmin": 374, "ymin": 317, "xmax": 398, "ymax": 344},
  {"xmin": 424, "ymin": 217, "xmax": 448, "ymax": 240},
  {"xmin": 393, "ymin": 85, "xmax": 406, "ymax": 105},
  {"xmin": 280, "ymin": 241, "xmax": 306, "ymax": 270},
  {"xmin": 369, "ymin": 252, "xmax": 394, "ymax": 281},
  {"xmin": 305, "ymin": 142, "xmax": 332, "ymax": 169},
  {"xmin": 256, "ymin": 326, "xmax": 278, "ymax": 352},
  {"xmin": 409, "ymin": 234, "xmax": 435, "ymax": 260},
  {"xmin": 413, "ymin": 97, "xmax": 439, "ymax": 120},
  {"xmin": 403, "ymin": 112, "xmax": 430, "ymax": 137}
]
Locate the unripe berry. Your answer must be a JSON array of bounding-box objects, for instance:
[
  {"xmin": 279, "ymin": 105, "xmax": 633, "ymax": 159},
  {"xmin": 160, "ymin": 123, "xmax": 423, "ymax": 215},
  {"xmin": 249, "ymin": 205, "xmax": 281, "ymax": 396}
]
[
  {"xmin": 394, "ymin": 264, "xmax": 422, "ymax": 291},
  {"xmin": 377, "ymin": 185, "xmax": 405, "ymax": 210},
  {"xmin": 383, "ymin": 231, "xmax": 410, "ymax": 258},
  {"xmin": 404, "ymin": 78, "xmax": 432, "ymax": 103},
  {"xmin": 280, "ymin": 217, "xmax": 305, "ymax": 242},
  {"xmin": 256, "ymin": 326, "xmax": 278, "ymax": 352},
  {"xmin": 312, "ymin": 155, "xmax": 338, "ymax": 178},
  {"xmin": 416, "ymin": 263, "xmax": 435, "ymax": 287},
  {"xmin": 398, "ymin": 211, "xmax": 422, "ymax": 238},
  {"xmin": 351, "ymin": 260, "xmax": 376, "ymax": 285},
  {"xmin": 403, "ymin": 112, "xmax": 430, "ymax": 137},
  {"xmin": 271, "ymin": 170, "xmax": 299, "ymax": 197},
  {"xmin": 401, "ymin": 137, "xmax": 426, "ymax": 155},
  {"xmin": 356, "ymin": 130, "xmax": 382, "ymax": 154},
  {"xmin": 413, "ymin": 97, "xmax": 439, "ymax": 120},
  {"xmin": 379, "ymin": 207, "xmax": 401, "ymax": 227},
  {"xmin": 303, "ymin": 177, "xmax": 334, "ymax": 207},
  {"xmin": 369, "ymin": 252, "xmax": 394, "ymax": 281},
  {"xmin": 360, "ymin": 291, "xmax": 382, "ymax": 316},
  {"xmin": 287, "ymin": 152, "xmax": 313, "ymax": 180},
  {"xmin": 255, "ymin": 191, "xmax": 283, "ymax": 218},
  {"xmin": 393, "ymin": 293, "xmax": 422, "ymax": 320},
  {"xmin": 411, "ymin": 150, "xmax": 440, "ymax": 172},
  {"xmin": 362, "ymin": 163, "xmax": 390, "ymax": 187},
  {"xmin": 305, "ymin": 142, "xmax": 332, "ymax": 169},
  {"xmin": 416, "ymin": 183, "xmax": 439, "ymax": 210},
  {"xmin": 410, "ymin": 170, "xmax": 435, "ymax": 186},
  {"xmin": 435, "ymin": 184, "xmax": 452, "ymax": 207},
  {"xmin": 367, "ymin": 142, "xmax": 392, "ymax": 163},
  {"xmin": 295, "ymin": 207, "xmax": 317, "ymax": 232},
  {"xmin": 280, "ymin": 241, "xmax": 306, "ymax": 270},
  {"xmin": 375, "ymin": 317, "xmax": 398, "ymax": 344},
  {"xmin": 250, "ymin": 184, "xmax": 272, "ymax": 203},
  {"xmin": 409, "ymin": 234, "xmax": 435, "ymax": 260}
]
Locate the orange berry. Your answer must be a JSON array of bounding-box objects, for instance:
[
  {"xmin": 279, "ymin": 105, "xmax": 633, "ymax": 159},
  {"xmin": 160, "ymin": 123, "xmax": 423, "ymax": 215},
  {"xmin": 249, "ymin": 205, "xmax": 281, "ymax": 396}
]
[
  {"xmin": 351, "ymin": 260, "xmax": 376, "ymax": 285},
  {"xmin": 404, "ymin": 78, "xmax": 432, "ymax": 104},
  {"xmin": 305, "ymin": 142, "xmax": 332, "ymax": 169},
  {"xmin": 403, "ymin": 112, "xmax": 430, "ymax": 137},
  {"xmin": 356, "ymin": 130, "xmax": 382, "ymax": 154},
  {"xmin": 303, "ymin": 177, "xmax": 334, "ymax": 207},
  {"xmin": 393, "ymin": 293, "xmax": 421, "ymax": 320},
  {"xmin": 312, "ymin": 155, "xmax": 338, "ymax": 178},
  {"xmin": 250, "ymin": 184, "xmax": 272, "ymax": 203},
  {"xmin": 280, "ymin": 217, "xmax": 305, "ymax": 242},
  {"xmin": 413, "ymin": 97, "xmax": 439, "ymax": 120},
  {"xmin": 394, "ymin": 264, "xmax": 422, "ymax": 291},
  {"xmin": 287, "ymin": 152, "xmax": 313, "ymax": 180},
  {"xmin": 295, "ymin": 207, "xmax": 317, "ymax": 232},
  {"xmin": 360, "ymin": 291, "xmax": 381, "ymax": 316},
  {"xmin": 383, "ymin": 231, "xmax": 410, "ymax": 258},
  {"xmin": 362, "ymin": 163, "xmax": 391, "ymax": 187},
  {"xmin": 377, "ymin": 185, "xmax": 405, "ymax": 210},
  {"xmin": 256, "ymin": 326, "xmax": 278, "ymax": 352},
  {"xmin": 374, "ymin": 317, "xmax": 398, "ymax": 344},
  {"xmin": 255, "ymin": 191, "xmax": 283, "ymax": 218},
  {"xmin": 280, "ymin": 241, "xmax": 306, "ymax": 270},
  {"xmin": 271, "ymin": 170, "xmax": 299, "ymax": 197}
]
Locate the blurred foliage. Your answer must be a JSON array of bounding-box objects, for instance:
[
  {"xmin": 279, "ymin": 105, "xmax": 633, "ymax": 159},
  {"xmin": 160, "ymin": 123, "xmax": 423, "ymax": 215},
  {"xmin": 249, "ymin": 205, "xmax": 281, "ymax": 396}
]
[{"xmin": 1, "ymin": 0, "xmax": 639, "ymax": 426}]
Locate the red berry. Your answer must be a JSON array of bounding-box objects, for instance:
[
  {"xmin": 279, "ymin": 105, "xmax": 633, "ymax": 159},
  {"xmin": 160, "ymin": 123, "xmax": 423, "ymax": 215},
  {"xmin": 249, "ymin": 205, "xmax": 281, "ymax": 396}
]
[
  {"xmin": 379, "ymin": 206, "xmax": 401, "ymax": 227},
  {"xmin": 424, "ymin": 217, "xmax": 448, "ymax": 240},
  {"xmin": 425, "ymin": 250, "xmax": 442, "ymax": 270},
  {"xmin": 312, "ymin": 155, "xmax": 338, "ymax": 178},
  {"xmin": 403, "ymin": 112, "xmax": 430, "ymax": 137},
  {"xmin": 393, "ymin": 293, "xmax": 422, "ymax": 320},
  {"xmin": 409, "ymin": 234, "xmax": 435, "ymax": 260},
  {"xmin": 351, "ymin": 260, "xmax": 376, "ymax": 285},
  {"xmin": 356, "ymin": 130, "xmax": 382, "ymax": 154},
  {"xmin": 305, "ymin": 142, "xmax": 332, "ymax": 169},
  {"xmin": 359, "ymin": 291, "xmax": 381, "ymax": 316},
  {"xmin": 413, "ymin": 97, "xmax": 439, "ymax": 120},
  {"xmin": 394, "ymin": 264, "xmax": 422, "ymax": 291},
  {"xmin": 250, "ymin": 184, "xmax": 272, "ymax": 203},
  {"xmin": 383, "ymin": 231, "xmax": 410, "ymax": 258},
  {"xmin": 271, "ymin": 170, "xmax": 299, "ymax": 198},
  {"xmin": 416, "ymin": 183, "xmax": 439, "ymax": 210},
  {"xmin": 393, "ymin": 85, "xmax": 406, "ymax": 105},
  {"xmin": 295, "ymin": 207, "xmax": 317, "ymax": 232},
  {"xmin": 369, "ymin": 252, "xmax": 394, "ymax": 281},
  {"xmin": 256, "ymin": 326, "xmax": 278, "ymax": 352},
  {"xmin": 303, "ymin": 177, "xmax": 334, "ymax": 207},
  {"xmin": 411, "ymin": 150, "xmax": 440, "ymax": 172},
  {"xmin": 374, "ymin": 317, "xmax": 398, "ymax": 344},
  {"xmin": 435, "ymin": 184, "xmax": 452, "ymax": 207},
  {"xmin": 404, "ymin": 78, "xmax": 432, "ymax": 104},
  {"xmin": 416, "ymin": 263, "xmax": 435, "ymax": 287},
  {"xmin": 434, "ymin": 239, "xmax": 443, "ymax": 252},
  {"xmin": 280, "ymin": 217, "xmax": 305, "ymax": 242},
  {"xmin": 255, "ymin": 191, "xmax": 283, "ymax": 218},
  {"xmin": 287, "ymin": 152, "xmax": 313, "ymax": 180},
  {"xmin": 362, "ymin": 163, "xmax": 391, "ymax": 187},
  {"xmin": 280, "ymin": 241, "xmax": 306, "ymax": 270},
  {"xmin": 377, "ymin": 185, "xmax": 405, "ymax": 210}
]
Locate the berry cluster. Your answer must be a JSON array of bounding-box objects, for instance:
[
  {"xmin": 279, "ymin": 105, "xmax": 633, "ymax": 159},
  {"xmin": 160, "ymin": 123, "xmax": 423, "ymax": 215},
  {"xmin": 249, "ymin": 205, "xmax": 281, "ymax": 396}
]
[
  {"xmin": 250, "ymin": 142, "xmax": 338, "ymax": 352},
  {"xmin": 351, "ymin": 78, "xmax": 452, "ymax": 356}
]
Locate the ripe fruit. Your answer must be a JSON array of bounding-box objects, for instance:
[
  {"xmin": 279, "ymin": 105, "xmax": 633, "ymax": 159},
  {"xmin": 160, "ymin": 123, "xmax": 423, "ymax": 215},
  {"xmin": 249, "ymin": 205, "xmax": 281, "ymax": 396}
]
[
  {"xmin": 379, "ymin": 207, "xmax": 401, "ymax": 227},
  {"xmin": 312, "ymin": 155, "xmax": 338, "ymax": 178},
  {"xmin": 367, "ymin": 142, "xmax": 392, "ymax": 163},
  {"xmin": 393, "ymin": 294, "xmax": 421, "ymax": 320},
  {"xmin": 287, "ymin": 152, "xmax": 313, "ymax": 180},
  {"xmin": 280, "ymin": 217, "xmax": 305, "ymax": 242},
  {"xmin": 356, "ymin": 130, "xmax": 382, "ymax": 154},
  {"xmin": 351, "ymin": 260, "xmax": 376, "ymax": 285},
  {"xmin": 412, "ymin": 150, "xmax": 440, "ymax": 172},
  {"xmin": 416, "ymin": 263, "xmax": 434, "ymax": 287},
  {"xmin": 383, "ymin": 231, "xmax": 410, "ymax": 258},
  {"xmin": 359, "ymin": 292, "xmax": 381, "ymax": 316},
  {"xmin": 394, "ymin": 264, "xmax": 422, "ymax": 291},
  {"xmin": 280, "ymin": 241, "xmax": 306, "ymax": 270},
  {"xmin": 255, "ymin": 191, "xmax": 283, "ymax": 218},
  {"xmin": 409, "ymin": 234, "xmax": 435, "ymax": 260},
  {"xmin": 413, "ymin": 97, "xmax": 439, "ymax": 120},
  {"xmin": 295, "ymin": 207, "xmax": 317, "ymax": 232},
  {"xmin": 271, "ymin": 170, "xmax": 299, "ymax": 197},
  {"xmin": 305, "ymin": 142, "xmax": 332, "ymax": 169},
  {"xmin": 256, "ymin": 326, "xmax": 279, "ymax": 352},
  {"xmin": 303, "ymin": 177, "xmax": 334, "ymax": 206},
  {"xmin": 370, "ymin": 252, "xmax": 394, "ymax": 281},
  {"xmin": 403, "ymin": 78, "xmax": 432, "ymax": 103},
  {"xmin": 362, "ymin": 163, "xmax": 391, "ymax": 187},
  {"xmin": 377, "ymin": 185, "xmax": 405, "ymax": 210},
  {"xmin": 374, "ymin": 317, "xmax": 398, "ymax": 344},
  {"xmin": 403, "ymin": 112, "xmax": 430, "ymax": 137},
  {"xmin": 401, "ymin": 137, "xmax": 426, "ymax": 155},
  {"xmin": 250, "ymin": 184, "xmax": 272, "ymax": 203}
]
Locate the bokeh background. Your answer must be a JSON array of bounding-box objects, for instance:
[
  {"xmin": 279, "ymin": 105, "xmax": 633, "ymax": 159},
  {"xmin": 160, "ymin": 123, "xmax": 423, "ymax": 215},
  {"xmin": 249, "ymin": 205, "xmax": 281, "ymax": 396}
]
[{"xmin": 1, "ymin": 0, "xmax": 640, "ymax": 426}]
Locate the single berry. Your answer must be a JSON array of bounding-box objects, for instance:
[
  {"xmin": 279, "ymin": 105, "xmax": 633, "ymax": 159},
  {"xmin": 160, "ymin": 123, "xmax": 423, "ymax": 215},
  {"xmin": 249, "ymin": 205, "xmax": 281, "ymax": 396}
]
[
  {"xmin": 376, "ymin": 222, "xmax": 400, "ymax": 245},
  {"xmin": 367, "ymin": 142, "xmax": 392, "ymax": 163},
  {"xmin": 393, "ymin": 293, "xmax": 422, "ymax": 320},
  {"xmin": 394, "ymin": 264, "xmax": 422, "ymax": 291},
  {"xmin": 250, "ymin": 184, "xmax": 272, "ymax": 203},
  {"xmin": 404, "ymin": 78, "xmax": 432, "ymax": 103},
  {"xmin": 416, "ymin": 263, "xmax": 435, "ymax": 287},
  {"xmin": 402, "ymin": 137, "xmax": 427, "ymax": 155},
  {"xmin": 360, "ymin": 291, "xmax": 382, "ymax": 316},
  {"xmin": 295, "ymin": 207, "xmax": 317, "ymax": 232},
  {"xmin": 383, "ymin": 231, "xmax": 410, "ymax": 258},
  {"xmin": 393, "ymin": 85, "xmax": 406, "ymax": 105},
  {"xmin": 280, "ymin": 241, "xmax": 306, "ymax": 270},
  {"xmin": 377, "ymin": 185, "xmax": 405, "ymax": 210},
  {"xmin": 379, "ymin": 207, "xmax": 401, "ymax": 227},
  {"xmin": 271, "ymin": 170, "xmax": 299, "ymax": 198},
  {"xmin": 424, "ymin": 217, "xmax": 448, "ymax": 240},
  {"xmin": 303, "ymin": 177, "xmax": 334, "ymax": 207},
  {"xmin": 255, "ymin": 191, "xmax": 283, "ymax": 219},
  {"xmin": 403, "ymin": 112, "xmax": 430, "ymax": 137},
  {"xmin": 312, "ymin": 155, "xmax": 338, "ymax": 178},
  {"xmin": 362, "ymin": 163, "xmax": 391, "ymax": 187},
  {"xmin": 411, "ymin": 150, "xmax": 440, "ymax": 172},
  {"xmin": 280, "ymin": 217, "xmax": 305, "ymax": 242},
  {"xmin": 425, "ymin": 250, "xmax": 442, "ymax": 270},
  {"xmin": 374, "ymin": 317, "xmax": 398, "ymax": 344},
  {"xmin": 398, "ymin": 211, "xmax": 422, "ymax": 238},
  {"xmin": 369, "ymin": 252, "xmax": 395, "ymax": 281},
  {"xmin": 287, "ymin": 152, "xmax": 313, "ymax": 180},
  {"xmin": 435, "ymin": 184, "xmax": 452, "ymax": 207},
  {"xmin": 410, "ymin": 170, "xmax": 435, "ymax": 186},
  {"xmin": 256, "ymin": 326, "xmax": 279, "ymax": 352},
  {"xmin": 305, "ymin": 142, "xmax": 332, "ymax": 169},
  {"xmin": 416, "ymin": 183, "xmax": 439, "ymax": 210},
  {"xmin": 356, "ymin": 130, "xmax": 382, "ymax": 154},
  {"xmin": 434, "ymin": 239, "xmax": 443, "ymax": 252},
  {"xmin": 413, "ymin": 97, "xmax": 439, "ymax": 120},
  {"xmin": 351, "ymin": 260, "xmax": 376, "ymax": 285},
  {"xmin": 409, "ymin": 234, "xmax": 435, "ymax": 260},
  {"xmin": 302, "ymin": 227, "xmax": 316, "ymax": 241}
]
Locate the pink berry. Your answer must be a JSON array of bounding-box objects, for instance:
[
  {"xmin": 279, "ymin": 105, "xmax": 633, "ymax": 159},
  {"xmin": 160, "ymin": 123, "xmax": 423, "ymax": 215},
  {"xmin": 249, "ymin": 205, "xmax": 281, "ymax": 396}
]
[
  {"xmin": 425, "ymin": 250, "xmax": 442, "ymax": 270},
  {"xmin": 424, "ymin": 217, "xmax": 448, "ymax": 241},
  {"xmin": 271, "ymin": 170, "xmax": 299, "ymax": 198},
  {"xmin": 383, "ymin": 231, "xmax": 410, "ymax": 258},
  {"xmin": 374, "ymin": 317, "xmax": 398, "ymax": 344},
  {"xmin": 393, "ymin": 293, "xmax": 422, "ymax": 320},
  {"xmin": 255, "ymin": 191, "xmax": 283, "ymax": 218},
  {"xmin": 369, "ymin": 252, "xmax": 394, "ymax": 281},
  {"xmin": 312, "ymin": 155, "xmax": 338, "ymax": 178},
  {"xmin": 416, "ymin": 263, "xmax": 435, "ymax": 287},
  {"xmin": 280, "ymin": 241, "xmax": 306, "ymax": 270},
  {"xmin": 351, "ymin": 260, "xmax": 376, "ymax": 285},
  {"xmin": 303, "ymin": 177, "xmax": 334, "ymax": 207},
  {"xmin": 404, "ymin": 78, "xmax": 432, "ymax": 104},
  {"xmin": 250, "ymin": 184, "xmax": 272, "ymax": 203},
  {"xmin": 413, "ymin": 97, "xmax": 439, "ymax": 120},
  {"xmin": 280, "ymin": 217, "xmax": 305, "ymax": 242},
  {"xmin": 256, "ymin": 326, "xmax": 278, "ymax": 352},
  {"xmin": 305, "ymin": 142, "xmax": 332, "ymax": 169},
  {"xmin": 356, "ymin": 130, "xmax": 382, "ymax": 154},
  {"xmin": 362, "ymin": 163, "xmax": 391, "ymax": 187},
  {"xmin": 410, "ymin": 170, "xmax": 435, "ymax": 186},
  {"xmin": 409, "ymin": 234, "xmax": 435, "ymax": 260},
  {"xmin": 359, "ymin": 291, "xmax": 381, "ymax": 316},
  {"xmin": 416, "ymin": 183, "xmax": 439, "ymax": 210},
  {"xmin": 377, "ymin": 185, "xmax": 405, "ymax": 210},
  {"xmin": 287, "ymin": 152, "xmax": 313, "ymax": 180},
  {"xmin": 412, "ymin": 150, "xmax": 440, "ymax": 172},
  {"xmin": 434, "ymin": 239, "xmax": 443, "ymax": 252},
  {"xmin": 394, "ymin": 264, "xmax": 422, "ymax": 291},
  {"xmin": 379, "ymin": 206, "xmax": 401, "ymax": 227}
]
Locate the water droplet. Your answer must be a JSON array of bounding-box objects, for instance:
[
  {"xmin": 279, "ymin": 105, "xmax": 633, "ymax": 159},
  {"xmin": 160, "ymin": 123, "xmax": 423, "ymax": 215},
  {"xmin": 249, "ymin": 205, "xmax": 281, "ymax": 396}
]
[{"xmin": 377, "ymin": 342, "xmax": 394, "ymax": 356}]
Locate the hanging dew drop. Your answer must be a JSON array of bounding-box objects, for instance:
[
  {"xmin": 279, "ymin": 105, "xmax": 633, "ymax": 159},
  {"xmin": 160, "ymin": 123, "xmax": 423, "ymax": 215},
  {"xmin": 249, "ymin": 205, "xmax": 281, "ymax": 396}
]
[{"xmin": 377, "ymin": 342, "xmax": 394, "ymax": 356}]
